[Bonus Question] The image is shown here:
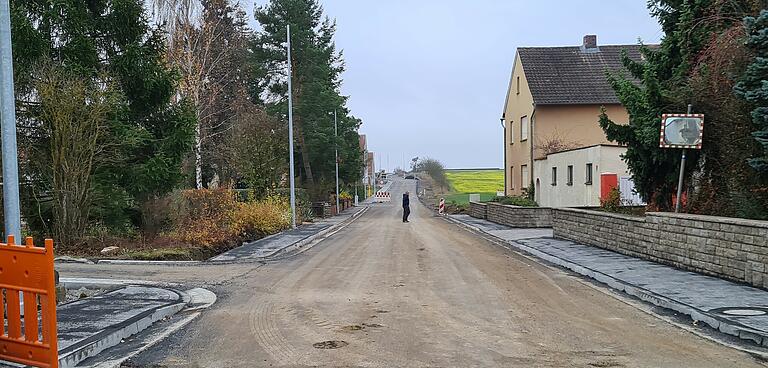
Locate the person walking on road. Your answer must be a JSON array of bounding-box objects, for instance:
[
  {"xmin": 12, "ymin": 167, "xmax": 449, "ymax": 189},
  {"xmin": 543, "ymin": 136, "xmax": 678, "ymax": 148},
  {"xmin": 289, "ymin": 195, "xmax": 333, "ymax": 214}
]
[{"xmin": 402, "ymin": 191, "xmax": 411, "ymax": 223}]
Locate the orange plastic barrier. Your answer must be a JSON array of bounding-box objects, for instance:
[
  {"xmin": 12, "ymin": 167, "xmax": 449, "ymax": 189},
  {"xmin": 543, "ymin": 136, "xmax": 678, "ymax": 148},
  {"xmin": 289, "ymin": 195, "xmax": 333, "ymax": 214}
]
[{"xmin": 0, "ymin": 236, "xmax": 58, "ymax": 368}]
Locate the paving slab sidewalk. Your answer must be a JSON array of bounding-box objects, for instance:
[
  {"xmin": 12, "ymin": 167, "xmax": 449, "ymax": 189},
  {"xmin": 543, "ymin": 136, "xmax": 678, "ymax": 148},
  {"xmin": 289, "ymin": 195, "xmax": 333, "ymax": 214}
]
[
  {"xmin": 0, "ymin": 286, "xmax": 190, "ymax": 368},
  {"xmin": 448, "ymin": 214, "xmax": 768, "ymax": 348},
  {"xmin": 211, "ymin": 206, "xmax": 367, "ymax": 261}
]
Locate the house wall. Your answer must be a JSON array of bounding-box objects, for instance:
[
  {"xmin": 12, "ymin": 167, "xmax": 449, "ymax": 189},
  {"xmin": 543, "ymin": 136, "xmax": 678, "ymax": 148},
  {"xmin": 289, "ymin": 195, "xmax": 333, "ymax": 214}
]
[
  {"xmin": 502, "ymin": 65, "xmax": 631, "ymax": 198},
  {"xmin": 533, "ymin": 145, "xmax": 631, "ymax": 207},
  {"xmin": 503, "ymin": 54, "xmax": 535, "ymax": 196},
  {"xmin": 533, "ymin": 104, "xmax": 628, "ymax": 160},
  {"xmin": 553, "ymin": 208, "xmax": 768, "ymax": 289}
]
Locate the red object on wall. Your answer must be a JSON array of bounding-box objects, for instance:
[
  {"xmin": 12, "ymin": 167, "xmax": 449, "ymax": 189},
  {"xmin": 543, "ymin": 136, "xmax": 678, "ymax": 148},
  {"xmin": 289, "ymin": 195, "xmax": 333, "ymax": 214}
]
[{"xmin": 600, "ymin": 173, "xmax": 618, "ymax": 201}]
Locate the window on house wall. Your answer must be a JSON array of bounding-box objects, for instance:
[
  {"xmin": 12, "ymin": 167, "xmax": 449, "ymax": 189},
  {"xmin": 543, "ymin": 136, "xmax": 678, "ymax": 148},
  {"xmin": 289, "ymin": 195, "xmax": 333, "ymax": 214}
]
[
  {"xmin": 510, "ymin": 166, "xmax": 514, "ymax": 189},
  {"xmin": 516, "ymin": 76, "xmax": 520, "ymax": 95},
  {"xmin": 521, "ymin": 165, "xmax": 529, "ymax": 188},
  {"xmin": 567, "ymin": 165, "xmax": 573, "ymax": 186},
  {"xmin": 585, "ymin": 163, "xmax": 593, "ymax": 185},
  {"xmin": 551, "ymin": 167, "xmax": 557, "ymax": 186},
  {"xmin": 509, "ymin": 120, "xmax": 514, "ymax": 144},
  {"xmin": 520, "ymin": 115, "xmax": 529, "ymax": 141}
]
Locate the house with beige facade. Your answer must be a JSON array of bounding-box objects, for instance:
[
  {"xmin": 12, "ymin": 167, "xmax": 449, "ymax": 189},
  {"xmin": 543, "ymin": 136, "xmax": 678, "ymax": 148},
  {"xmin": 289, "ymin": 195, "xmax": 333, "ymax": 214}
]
[{"xmin": 501, "ymin": 35, "xmax": 645, "ymax": 207}]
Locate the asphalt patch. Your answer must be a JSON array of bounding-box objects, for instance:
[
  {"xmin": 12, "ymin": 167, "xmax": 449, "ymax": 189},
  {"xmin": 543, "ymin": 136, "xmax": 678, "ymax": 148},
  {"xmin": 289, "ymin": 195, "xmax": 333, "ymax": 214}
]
[{"xmin": 313, "ymin": 340, "xmax": 349, "ymax": 349}]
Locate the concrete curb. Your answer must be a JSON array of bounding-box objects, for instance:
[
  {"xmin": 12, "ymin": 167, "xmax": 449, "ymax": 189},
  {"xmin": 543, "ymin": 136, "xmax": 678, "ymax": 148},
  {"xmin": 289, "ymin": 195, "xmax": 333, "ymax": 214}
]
[
  {"xmin": 58, "ymin": 288, "xmax": 189, "ymax": 368},
  {"xmin": 443, "ymin": 215, "xmax": 768, "ymax": 348},
  {"xmin": 96, "ymin": 260, "xmax": 201, "ymax": 266},
  {"xmin": 262, "ymin": 206, "xmax": 369, "ymax": 260},
  {"xmin": 69, "ymin": 207, "xmax": 369, "ymax": 266}
]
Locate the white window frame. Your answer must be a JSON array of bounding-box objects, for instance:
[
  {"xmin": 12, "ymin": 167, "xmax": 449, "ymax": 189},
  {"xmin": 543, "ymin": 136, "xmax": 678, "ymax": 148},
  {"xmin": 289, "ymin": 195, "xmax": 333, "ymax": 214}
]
[
  {"xmin": 520, "ymin": 115, "xmax": 529, "ymax": 141},
  {"xmin": 521, "ymin": 165, "xmax": 529, "ymax": 188},
  {"xmin": 551, "ymin": 167, "xmax": 557, "ymax": 186}
]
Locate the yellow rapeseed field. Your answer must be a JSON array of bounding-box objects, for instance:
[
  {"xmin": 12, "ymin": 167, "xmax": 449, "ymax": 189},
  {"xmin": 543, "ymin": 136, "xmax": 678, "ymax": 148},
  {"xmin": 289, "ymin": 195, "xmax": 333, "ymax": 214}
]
[{"xmin": 445, "ymin": 170, "xmax": 504, "ymax": 193}]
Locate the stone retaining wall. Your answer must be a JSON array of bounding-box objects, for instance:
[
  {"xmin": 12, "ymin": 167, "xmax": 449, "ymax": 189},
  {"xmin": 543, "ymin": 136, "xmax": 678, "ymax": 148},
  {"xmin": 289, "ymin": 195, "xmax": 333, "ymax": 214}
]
[
  {"xmin": 480, "ymin": 202, "xmax": 552, "ymax": 228},
  {"xmin": 469, "ymin": 202, "xmax": 487, "ymax": 219},
  {"xmin": 553, "ymin": 208, "xmax": 768, "ymax": 289}
]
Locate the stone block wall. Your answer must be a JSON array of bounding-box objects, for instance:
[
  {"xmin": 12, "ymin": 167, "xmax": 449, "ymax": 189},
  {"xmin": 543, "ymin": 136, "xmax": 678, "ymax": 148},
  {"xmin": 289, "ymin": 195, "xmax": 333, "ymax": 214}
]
[
  {"xmin": 469, "ymin": 202, "xmax": 487, "ymax": 219},
  {"xmin": 483, "ymin": 202, "xmax": 552, "ymax": 228},
  {"xmin": 553, "ymin": 208, "xmax": 768, "ymax": 289}
]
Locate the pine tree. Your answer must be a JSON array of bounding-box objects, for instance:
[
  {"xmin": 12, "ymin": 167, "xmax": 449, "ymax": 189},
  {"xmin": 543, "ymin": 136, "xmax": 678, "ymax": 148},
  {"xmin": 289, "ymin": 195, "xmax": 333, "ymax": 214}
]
[
  {"xmin": 11, "ymin": 0, "xmax": 195, "ymax": 239},
  {"xmin": 251, "ymin": 0, "xmax": 363, "ymax": 198},
  {"xmin": 735, "ymin": 9, "xmax": 768, "ymax": 174}
]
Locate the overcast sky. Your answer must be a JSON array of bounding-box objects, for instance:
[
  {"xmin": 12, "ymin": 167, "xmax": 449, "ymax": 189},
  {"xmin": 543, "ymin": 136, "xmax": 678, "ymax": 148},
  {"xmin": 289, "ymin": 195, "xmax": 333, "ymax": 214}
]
[{"xmin": 252, "ymin": 1, "xmax": 663, "ymax": 171}]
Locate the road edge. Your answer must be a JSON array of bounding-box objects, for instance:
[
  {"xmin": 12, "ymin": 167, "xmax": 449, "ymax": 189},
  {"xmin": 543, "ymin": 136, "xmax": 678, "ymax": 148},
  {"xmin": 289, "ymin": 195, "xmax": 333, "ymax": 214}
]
[{"xmin": 442, "ymin": 214, "xmax": 768, "ymax": 357}]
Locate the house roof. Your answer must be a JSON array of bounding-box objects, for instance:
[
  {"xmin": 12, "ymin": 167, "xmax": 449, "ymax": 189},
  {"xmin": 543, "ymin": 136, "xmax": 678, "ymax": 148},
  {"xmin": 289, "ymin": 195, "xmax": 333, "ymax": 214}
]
[{"xmin": 518, "ymin": 44, "xmax": 646, "ymax": 105}]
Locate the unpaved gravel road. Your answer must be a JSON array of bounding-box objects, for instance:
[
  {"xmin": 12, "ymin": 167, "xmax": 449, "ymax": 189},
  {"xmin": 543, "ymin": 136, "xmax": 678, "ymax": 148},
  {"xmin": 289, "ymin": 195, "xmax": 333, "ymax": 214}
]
[{"xmin": 60, "ymin": 178, "xmax": 767, "ymax": 367}]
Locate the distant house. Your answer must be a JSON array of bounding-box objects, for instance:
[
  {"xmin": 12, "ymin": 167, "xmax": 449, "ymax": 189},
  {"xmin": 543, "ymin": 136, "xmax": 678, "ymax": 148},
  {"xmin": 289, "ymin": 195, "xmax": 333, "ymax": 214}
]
[
  {"xmin": 501, "ymin": 35, "xmax": 646, "ymax": 207},
  {"xmin": 359, "ymin": 134, "xmax": 375, "ymax": 195}
]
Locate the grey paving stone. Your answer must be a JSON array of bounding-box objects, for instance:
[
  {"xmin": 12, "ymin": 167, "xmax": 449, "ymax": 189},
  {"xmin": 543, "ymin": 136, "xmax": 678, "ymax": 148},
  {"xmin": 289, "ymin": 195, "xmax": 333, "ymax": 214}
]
[{"xmin": 212, "ymin": 206, "xmax": 364, "ymax": 261}]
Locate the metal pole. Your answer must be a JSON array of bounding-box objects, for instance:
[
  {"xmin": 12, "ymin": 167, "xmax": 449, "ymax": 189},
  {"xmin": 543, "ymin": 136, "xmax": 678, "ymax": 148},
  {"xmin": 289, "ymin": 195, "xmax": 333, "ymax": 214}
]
[
  {"xmin": 334, "ymin": 110, "xmax": 339, "ymax": 212},
  {"xmin": 0, "ymin": 0, "xmax": 21, "ymax": 240},
  {"xmin": 287, "ymin": 25, "xmax": 297, "ymax": 228},
  {"xmin": 674, "ymin": 104, "xmax": 692, "ymax": 213}
]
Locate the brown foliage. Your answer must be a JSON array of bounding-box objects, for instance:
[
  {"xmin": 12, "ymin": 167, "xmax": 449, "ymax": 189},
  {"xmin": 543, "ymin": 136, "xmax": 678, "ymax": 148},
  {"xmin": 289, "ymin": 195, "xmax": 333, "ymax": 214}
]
[{"xmin": 687, "ymin": 24, "xmax": 768, "ymax": 216}]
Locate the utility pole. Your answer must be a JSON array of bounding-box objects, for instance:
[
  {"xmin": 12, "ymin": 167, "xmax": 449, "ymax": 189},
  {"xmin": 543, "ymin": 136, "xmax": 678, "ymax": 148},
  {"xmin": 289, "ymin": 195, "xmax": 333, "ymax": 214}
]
[
  {"xmin": 674, "ymin": 104, "xmax": 693, "ymax": 213},
  {"xmin": 0, "ymin": 0, "xmax": 21, "ymax": 240},
  {"xmin": 334, "ymin": 110, "xmax": 340, "ymax": 212},
  {"xmin": 286, "ymin": 25, "xmax": 297, "ymax": 228}
]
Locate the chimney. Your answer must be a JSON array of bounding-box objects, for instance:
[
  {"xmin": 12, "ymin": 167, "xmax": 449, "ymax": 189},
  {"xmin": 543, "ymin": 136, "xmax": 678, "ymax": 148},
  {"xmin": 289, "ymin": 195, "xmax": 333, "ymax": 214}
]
[{"xmin": 582, "ymin": 34, "xmax": 598, "ymax": 52}]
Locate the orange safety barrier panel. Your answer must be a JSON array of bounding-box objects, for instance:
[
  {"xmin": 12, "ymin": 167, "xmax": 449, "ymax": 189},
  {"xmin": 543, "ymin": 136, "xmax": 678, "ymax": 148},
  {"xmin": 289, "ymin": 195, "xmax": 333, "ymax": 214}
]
[{"xmin": 0, "ymin": 236, "xmax": 58, "ymax": 368}]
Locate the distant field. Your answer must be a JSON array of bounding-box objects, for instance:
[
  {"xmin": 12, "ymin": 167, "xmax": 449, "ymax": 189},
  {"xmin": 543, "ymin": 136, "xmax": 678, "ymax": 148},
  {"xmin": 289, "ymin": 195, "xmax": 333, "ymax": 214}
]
[{"xmin": 443, "ymin": 169, "xmax": 504, "ymax": 205}]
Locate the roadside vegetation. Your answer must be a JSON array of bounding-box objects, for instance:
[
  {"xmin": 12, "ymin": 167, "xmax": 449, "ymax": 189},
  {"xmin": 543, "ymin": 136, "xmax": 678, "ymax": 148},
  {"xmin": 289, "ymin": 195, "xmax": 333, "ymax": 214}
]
[
  {"xmin": 3, "ymin": 0, "xmax": 366, "ymax": 259},
  {"xmin": 599, "ymin": 1, "xmax": 768, "ymax": 219}
]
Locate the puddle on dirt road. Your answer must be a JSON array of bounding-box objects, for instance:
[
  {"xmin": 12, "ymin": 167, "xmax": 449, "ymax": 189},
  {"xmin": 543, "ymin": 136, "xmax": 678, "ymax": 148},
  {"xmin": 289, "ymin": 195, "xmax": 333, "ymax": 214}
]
[{"xmin": 313, "ymin": 340, "xmax": 349, "ymax": 349}]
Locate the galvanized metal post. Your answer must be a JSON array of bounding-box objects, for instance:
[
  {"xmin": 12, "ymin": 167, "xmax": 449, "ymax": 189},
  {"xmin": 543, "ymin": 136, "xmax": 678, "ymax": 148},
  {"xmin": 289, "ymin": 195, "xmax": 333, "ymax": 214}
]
[
  {"xmin": 674, "ymin": 104, "xmax": 692, "ymax": 213},
  {"xmin": 0, "ymin": 0, "xmax": 21, "ymax": 239},
  {"xmin": 334, "ymin": 110, "xmax": 340, "ymax": 212},
  {"xmin": 287, "ymin": 25, "xmax": 297, "ymax": 228}
]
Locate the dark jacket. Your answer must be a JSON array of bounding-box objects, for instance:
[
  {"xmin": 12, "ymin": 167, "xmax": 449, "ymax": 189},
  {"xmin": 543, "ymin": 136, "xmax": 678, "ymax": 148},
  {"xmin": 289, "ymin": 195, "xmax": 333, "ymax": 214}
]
[{"xmin": 402, "ymin": 193, "xmax": 410, "ymax": 208}]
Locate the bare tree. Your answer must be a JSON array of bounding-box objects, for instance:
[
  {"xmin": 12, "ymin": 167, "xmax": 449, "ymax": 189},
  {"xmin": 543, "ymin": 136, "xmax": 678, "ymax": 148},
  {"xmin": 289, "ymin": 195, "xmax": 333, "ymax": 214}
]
[
  {"xmin": 33, "ymin": 64, "xmax": 117, "ymax": 245},
  {"xmin": 162, "ymin": 0, "xmax": 247, "ymax": 188},
  {"xmin": 534, "ymin": 131, "xmax": 582, "ymax": 157}
]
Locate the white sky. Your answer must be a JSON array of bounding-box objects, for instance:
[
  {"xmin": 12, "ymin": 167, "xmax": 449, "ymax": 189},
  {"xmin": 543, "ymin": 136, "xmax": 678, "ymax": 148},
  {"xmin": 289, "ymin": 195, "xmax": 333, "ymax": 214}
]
[{"xmin": 249, "ymin": 1, "xmax": 663, "ymax": 171}]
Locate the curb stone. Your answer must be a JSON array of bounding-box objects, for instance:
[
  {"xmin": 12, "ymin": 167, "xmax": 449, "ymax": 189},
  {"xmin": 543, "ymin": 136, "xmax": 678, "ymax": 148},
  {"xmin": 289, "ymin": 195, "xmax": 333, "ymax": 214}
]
[
  {"xmin": 262, "ymin": 206, "xmax": 369, "ymax": 260},
  {"xmin": 443, "ymin": 215, "xmax": 768, "ymax": 348}
]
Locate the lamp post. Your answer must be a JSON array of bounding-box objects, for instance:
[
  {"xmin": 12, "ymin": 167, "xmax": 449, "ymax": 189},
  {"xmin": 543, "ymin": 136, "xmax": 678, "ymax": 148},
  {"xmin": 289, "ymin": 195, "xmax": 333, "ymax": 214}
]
[
  {"xmin": 286, "ymin": 25, "xmax": 297, "ymax": 228},
  {"xmin": 500, "ymin": 116, "xmax": 506, "ymax": 196},
  {"xmin": 0, "ymin": 0, "xmax": 21, "ymax": 239},
  {"xmin": 334, "ymin": 110, "xmax": 339, "ymax": 212}
]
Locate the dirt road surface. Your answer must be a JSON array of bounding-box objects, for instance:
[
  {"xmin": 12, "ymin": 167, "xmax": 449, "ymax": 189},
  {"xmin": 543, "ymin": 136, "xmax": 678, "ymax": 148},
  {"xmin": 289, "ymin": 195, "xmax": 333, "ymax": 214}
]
[{"xmin": 59, "ymin": 178, "xmax": 767, "ymax": 367}]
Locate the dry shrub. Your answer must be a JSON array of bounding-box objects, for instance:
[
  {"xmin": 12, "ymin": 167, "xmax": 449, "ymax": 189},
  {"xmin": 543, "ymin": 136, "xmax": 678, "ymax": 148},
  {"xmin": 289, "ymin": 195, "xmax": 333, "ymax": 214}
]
[
  {"xmin": 167, "ymin": 189, "xmax": 291, "ymax": 246},
  {"xmin": 231, "ymin": 196, "xmax": 291, "ymax": 238}
]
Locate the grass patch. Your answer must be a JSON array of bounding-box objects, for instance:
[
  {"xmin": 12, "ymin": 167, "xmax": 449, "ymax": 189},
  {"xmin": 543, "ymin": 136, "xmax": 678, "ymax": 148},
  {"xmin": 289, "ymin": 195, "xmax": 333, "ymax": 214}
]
[
  {"xmin": 444, "ymin": 192, "xmax": 498, "ymax": 205},
  {"xmin": 123, "ymin": 247, "xmax": 200, "ymax": 261}
]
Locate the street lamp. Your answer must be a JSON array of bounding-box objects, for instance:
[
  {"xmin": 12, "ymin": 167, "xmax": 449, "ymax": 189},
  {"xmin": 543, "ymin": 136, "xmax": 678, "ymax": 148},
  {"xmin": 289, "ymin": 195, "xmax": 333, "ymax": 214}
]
[
  {"xmin": 1, "ymin": 0, "xmax": 21, "ymax": 239},
  {"xmin": 500, "ymin": 116, "xmax": 506, "ymax": 196},
  {"xmin": 334, "ymin": 110, "xmax": 339, "ymax": 213}
]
